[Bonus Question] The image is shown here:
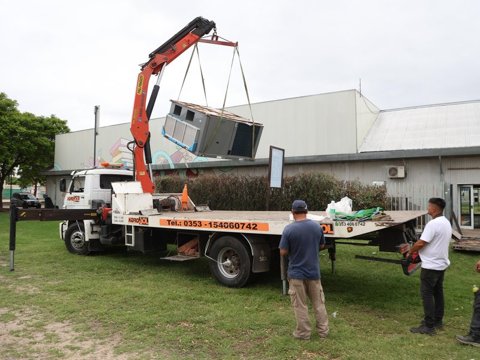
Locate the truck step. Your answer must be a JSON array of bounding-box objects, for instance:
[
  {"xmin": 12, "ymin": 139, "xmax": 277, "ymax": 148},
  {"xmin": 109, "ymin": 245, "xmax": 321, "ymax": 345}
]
[{"xmin": 160, "ymin": 254, "xmax": 199, "ymax": 262}]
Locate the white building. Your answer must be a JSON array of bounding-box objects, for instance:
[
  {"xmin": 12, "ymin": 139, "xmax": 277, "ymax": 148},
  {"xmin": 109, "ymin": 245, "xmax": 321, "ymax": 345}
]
[{"xmin": 47, "ymin": 89, "xmax": 480, "ymax": 231}]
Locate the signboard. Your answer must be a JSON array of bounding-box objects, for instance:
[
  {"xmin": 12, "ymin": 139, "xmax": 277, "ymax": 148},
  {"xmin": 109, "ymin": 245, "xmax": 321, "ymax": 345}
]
[{"xmin": 268, "ymin": 146, "xmax": 285, "ymax": 188}]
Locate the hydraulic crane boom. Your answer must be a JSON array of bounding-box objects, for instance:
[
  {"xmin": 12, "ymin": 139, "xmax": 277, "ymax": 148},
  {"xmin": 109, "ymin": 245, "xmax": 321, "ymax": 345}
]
[{"xmin": 130, "ymin": 17, "xmax": 216, "ymax": 193}]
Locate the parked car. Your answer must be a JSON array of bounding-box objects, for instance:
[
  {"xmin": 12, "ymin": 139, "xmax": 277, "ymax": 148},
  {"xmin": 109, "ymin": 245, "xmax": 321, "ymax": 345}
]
[{"xmin": 11, "ymin": 192, "xmax": 41, "ymax": 208}]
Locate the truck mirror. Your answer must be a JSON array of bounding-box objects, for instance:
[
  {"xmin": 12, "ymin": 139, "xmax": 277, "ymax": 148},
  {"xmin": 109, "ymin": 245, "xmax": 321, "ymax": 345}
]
[{"xmin": 59, "ymin": 179, "xmax": 67, "ymax": 192}]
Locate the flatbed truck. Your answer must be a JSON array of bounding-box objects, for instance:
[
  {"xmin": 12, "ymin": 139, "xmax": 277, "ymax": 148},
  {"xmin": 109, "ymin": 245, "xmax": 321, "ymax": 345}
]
[{"xmin": 7, "ymin": 17, "xmax": 426, "ymax": 290}]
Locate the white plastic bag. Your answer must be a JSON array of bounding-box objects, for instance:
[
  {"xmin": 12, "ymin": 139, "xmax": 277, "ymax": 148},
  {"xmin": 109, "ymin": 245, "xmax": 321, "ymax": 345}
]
[
  {"xmin": 325, "ymin": 197, "xmax": 353, "ymax": 219},
  {"xmin": 337, "ymin": 196, "xmax": 353, "ymax": 214}
]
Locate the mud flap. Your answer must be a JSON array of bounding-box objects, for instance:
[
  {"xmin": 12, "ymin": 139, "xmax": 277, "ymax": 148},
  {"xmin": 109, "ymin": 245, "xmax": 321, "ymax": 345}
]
[{"xmin": 242, "ymin": 234, "xmax": 270, "ymax": 273}]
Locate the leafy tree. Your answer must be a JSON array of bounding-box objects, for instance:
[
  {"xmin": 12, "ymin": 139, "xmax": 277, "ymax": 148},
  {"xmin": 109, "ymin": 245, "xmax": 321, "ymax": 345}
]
[{"xmin": 0, "ymin": 92, "xmax": 69, "ymax": 207}]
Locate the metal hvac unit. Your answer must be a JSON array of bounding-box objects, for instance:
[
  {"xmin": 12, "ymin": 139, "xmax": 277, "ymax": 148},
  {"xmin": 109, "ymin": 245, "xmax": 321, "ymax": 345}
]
[
  {"xmin": 388, "ymin": 166, "xmax": 406, "ymax": 179},
  {"xmin": 162, "ymin": 100, "xmax": 263, "ymax": 159}
]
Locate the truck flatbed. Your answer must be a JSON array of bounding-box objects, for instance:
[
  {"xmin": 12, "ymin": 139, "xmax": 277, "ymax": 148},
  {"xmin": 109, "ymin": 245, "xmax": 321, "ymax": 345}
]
[{"xmin": 113, "ymin": 210, "xmax": 426, "ymax": 239}]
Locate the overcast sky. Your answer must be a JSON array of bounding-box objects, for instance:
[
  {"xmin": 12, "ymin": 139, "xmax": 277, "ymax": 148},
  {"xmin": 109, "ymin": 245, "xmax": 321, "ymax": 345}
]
[{"xmin": 1, "ymin": 0, "xmax": 479, "ymax": 131}]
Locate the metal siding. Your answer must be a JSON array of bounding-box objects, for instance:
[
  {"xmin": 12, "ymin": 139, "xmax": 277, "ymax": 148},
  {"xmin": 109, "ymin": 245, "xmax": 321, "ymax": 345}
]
[
  {"xmin": 54, "ymin": 91, "xmax": 358, "ymax": 170},
  {"xmin": 227, "ymin": 90, "xmax": 358, "ymax": 157}
]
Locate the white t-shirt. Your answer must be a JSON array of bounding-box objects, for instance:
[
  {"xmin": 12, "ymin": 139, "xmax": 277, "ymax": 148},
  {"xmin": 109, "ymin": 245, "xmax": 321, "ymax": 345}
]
[{"xmin": 419, "ymin": 215, "xmax": 452, "ymax": 271}]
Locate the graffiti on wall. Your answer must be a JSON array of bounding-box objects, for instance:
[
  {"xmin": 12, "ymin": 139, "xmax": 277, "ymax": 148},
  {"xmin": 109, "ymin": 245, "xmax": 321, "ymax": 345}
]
[
  {"xmin": 110, "ymin": 138, "xmax": 133, "ymax": 168},
  {"xmin": 153, "ymin": 147, "xmax": 209, "ymax": 178},
  {"xmin": 152, "ymin": 146, "xmax": 237, "ymax": 179}
]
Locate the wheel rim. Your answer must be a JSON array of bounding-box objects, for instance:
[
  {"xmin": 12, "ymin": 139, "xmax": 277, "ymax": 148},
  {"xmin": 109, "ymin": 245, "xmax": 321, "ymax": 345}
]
[
  {"xmin": 70, "ymin": 230, "xmax": 86, "ymax": 251},
  {"xmin": 217, "ymin": 247, "xmax": 241, "ymax": 279}
]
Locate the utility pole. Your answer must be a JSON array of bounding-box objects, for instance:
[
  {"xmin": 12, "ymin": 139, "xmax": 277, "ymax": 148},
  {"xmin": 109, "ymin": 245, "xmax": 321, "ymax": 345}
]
[{"xmin": 93, "ymin": 105, "xmax": 100, "ymax": 167}]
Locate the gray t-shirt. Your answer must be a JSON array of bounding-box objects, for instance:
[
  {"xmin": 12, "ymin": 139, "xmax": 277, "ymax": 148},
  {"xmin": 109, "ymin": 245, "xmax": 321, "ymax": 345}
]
[{"xmin": 279, "ymin": 219, "xmax": 325, "ymax": 279}]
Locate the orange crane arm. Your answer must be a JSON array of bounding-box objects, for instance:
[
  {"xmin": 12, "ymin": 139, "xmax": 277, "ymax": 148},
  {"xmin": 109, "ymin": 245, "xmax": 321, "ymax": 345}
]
[{"xmin": 130, "ymin": 17, "xmax": 216, "ymax": 193}]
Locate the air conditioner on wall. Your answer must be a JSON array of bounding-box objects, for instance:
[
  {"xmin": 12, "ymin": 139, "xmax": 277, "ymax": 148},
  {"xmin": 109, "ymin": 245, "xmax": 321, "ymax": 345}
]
[{"xmin": 388, "ymin": 166, "xmax": 406, "ymax": 179}]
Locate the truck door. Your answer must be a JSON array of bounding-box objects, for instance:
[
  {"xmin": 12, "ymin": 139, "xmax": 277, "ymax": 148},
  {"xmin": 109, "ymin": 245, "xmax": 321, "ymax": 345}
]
[{"xmin": 64, "ymin": 175, "xmax": 87, "ymax": 209}]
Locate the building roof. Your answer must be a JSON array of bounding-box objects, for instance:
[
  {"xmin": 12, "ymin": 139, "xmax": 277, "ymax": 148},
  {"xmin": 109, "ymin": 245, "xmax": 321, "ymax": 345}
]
[{"xmin": 359, "ymin": 100, "xmax": 480, "ymax": 152}]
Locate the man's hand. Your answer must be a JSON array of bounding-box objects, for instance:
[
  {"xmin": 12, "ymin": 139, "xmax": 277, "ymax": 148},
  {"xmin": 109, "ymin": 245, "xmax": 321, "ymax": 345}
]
[
  {"xmin": 406, "ymin": 240, "xmax": 427, "ymax": 258},
  {"xmin": 476, "ymin": 260, "xmax": 480, "ymax": 273}
]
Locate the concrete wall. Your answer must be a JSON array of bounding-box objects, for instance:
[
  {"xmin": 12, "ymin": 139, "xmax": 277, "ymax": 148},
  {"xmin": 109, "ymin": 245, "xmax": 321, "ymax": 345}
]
[{"xmin": 355, "ymin": 93, "xmax": 380, "ymax": 148}]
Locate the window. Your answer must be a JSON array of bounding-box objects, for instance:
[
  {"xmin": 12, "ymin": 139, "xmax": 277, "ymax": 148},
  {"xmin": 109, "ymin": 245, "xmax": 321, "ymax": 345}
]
[
  {"xmin": 173, "ymin": 105, "xmax": 182, "ymax": 116},
  {"xmin": 71, "ymin": 176, "xmax": 86, "ymax": 192},
  {"xmin": 99, "ymin": 175, "xmax": 133, "ymax": 190},
  {"xmin": 186, "ymin": 110, "xmax": 195, "ymax": 121}
]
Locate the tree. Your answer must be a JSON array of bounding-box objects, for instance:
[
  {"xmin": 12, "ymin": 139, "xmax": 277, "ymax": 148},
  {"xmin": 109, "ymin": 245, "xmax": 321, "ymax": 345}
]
[
  {"xmin": 0, "ymin": 92, "xmax": 69, "ymax": 208},
  {"xmin": 17, "ymin": 113, "xmax": 70, "ymax": 196}
]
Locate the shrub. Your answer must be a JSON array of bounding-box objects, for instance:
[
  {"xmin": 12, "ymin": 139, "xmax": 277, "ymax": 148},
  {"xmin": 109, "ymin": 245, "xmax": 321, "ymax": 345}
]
[{"xmin": 155, "ymin": 173, "xmax": 387, "ymax": 211}]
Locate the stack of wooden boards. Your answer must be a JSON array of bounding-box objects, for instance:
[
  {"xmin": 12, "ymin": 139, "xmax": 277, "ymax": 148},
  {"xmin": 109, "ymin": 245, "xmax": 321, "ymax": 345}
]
[{"xmin": 178, "ymin": 238, "xmax": 199, "ymax": 257}]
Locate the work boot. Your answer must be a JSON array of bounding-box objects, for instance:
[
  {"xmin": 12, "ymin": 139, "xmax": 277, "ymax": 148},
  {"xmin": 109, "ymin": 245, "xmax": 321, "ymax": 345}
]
[
  {"xmin": 456, "ymin": 334, "xmax": 480, "ymax": 347},
  {"xmin": 292, "ymin": 332, "xmax": 310, "ymax": 340},
  {"xmin": 421, "ymin": 320, "xmax": 443, "ymax": 329},
  {"xmin": 410, "ymin": 324, "xmax": 435, "ymax": 335}
]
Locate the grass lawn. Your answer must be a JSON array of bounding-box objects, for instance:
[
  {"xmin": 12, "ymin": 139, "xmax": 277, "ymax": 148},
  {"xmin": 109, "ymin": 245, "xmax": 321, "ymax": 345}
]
[{"xmin": 1, "ymin": 212, "xmax": 479, "ymax": 359}]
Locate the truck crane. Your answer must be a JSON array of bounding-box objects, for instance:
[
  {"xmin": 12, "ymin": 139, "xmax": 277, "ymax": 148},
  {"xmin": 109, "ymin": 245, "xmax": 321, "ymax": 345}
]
[
  {"xmin": 8, "ymin": 17, "xmax": 426, "ymax": 290},
  {"xmin": 130, "ymin": 17, "xmax": 217, "ymax": 194}
]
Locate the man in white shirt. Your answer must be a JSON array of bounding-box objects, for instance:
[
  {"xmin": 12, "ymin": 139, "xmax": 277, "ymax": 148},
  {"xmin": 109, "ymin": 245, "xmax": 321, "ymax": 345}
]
[{"xmin": 407, "ymin": 197, "xmax": 452, "ymax": 335}]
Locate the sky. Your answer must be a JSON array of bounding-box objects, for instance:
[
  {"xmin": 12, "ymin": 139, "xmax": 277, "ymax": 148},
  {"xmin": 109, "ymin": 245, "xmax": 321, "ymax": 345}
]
[{"xmin": 1, "ymin": 0, "xmax": 479, "ymax": 131}]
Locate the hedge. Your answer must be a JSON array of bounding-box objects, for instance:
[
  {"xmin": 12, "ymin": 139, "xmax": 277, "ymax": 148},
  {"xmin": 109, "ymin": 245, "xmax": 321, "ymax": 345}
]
[{"xmin": 155, "ymin": 173, "xmax": 387, "ymax": 212}]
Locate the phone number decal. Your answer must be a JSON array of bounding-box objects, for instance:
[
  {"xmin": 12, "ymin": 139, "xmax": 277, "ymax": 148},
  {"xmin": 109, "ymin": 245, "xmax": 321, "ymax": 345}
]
[{"xmin": 159, "ymin": 219, "xmax": 269, "ymax": 231}]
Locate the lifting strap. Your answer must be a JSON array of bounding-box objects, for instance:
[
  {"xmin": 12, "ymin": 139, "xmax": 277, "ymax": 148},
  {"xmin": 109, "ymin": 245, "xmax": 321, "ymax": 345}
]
[
  {"xmin": 219, "ymin": 44, "xmax": 256, "ymax": 158},
  {"xmin": 177, "ymin": 44, "xmax": 208, "ymax": 106},
  {"xmin": 178, "ymin": 38, "xmax": 256, "ymax": 158}
]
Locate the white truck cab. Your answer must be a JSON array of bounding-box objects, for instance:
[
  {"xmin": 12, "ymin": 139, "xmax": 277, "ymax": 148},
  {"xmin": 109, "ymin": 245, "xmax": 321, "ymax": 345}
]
[
  {"xmin": 62, "ymin": 168, "xmax": 133, "ymax": 210},
  {"xmin": 59, "ymin": 167, "xmax": 133, "ymax": 253}
]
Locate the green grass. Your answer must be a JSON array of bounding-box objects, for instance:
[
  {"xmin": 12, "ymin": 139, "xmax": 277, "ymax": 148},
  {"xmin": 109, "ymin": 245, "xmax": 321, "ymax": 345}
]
[{"xmin": 1, "ymin": 212, "xmax": 480, "ymax": 359}]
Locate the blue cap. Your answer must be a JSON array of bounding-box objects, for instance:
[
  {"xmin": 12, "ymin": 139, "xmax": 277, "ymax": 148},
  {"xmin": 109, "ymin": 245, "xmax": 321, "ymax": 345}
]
[{"xmin": 292, "ymin": 199, "xmax": 308, "ymax": 212}]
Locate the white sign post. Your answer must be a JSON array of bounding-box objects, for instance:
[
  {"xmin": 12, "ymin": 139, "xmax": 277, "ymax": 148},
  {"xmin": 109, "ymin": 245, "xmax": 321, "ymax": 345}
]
[{"xmin": 268, "ymin": 146, "xmax": 285, "ymax": 189}]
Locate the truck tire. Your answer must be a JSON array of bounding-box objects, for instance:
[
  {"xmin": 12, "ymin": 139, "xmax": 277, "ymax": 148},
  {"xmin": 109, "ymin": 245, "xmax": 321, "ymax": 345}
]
[
  {"xmin": 65, "ymin": 223, "xmax": 89, "ymax": 255},
  {"xmin": 209, "ymin": 235, "xmax": 251, "ymax": 288}
]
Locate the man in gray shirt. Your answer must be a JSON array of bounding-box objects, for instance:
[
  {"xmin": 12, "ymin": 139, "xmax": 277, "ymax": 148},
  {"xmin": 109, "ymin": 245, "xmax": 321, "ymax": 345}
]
[{"xmin": 279, "ymin": 200, "xmax": 329, "ymax": 340}]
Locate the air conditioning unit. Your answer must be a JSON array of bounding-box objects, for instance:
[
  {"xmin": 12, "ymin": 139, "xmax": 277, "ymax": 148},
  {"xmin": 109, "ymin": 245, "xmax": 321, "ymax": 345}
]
[
  {"xmin": 388, "ymin": 166, "xmax": 406, "ymax": 179},
  {"xmin": 163, "ymin": 100, "xmax": 263, "ymax": 160}
]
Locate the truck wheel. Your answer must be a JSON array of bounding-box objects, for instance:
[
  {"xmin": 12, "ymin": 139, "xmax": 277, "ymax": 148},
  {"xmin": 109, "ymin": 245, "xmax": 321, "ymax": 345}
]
[
  {"xmin": 65, "ymin": 223, "xmax": 89, "ymax": 255},
  {"xmin": 209, "ymin": 236, "xmax": 251, "ymax": 288}
]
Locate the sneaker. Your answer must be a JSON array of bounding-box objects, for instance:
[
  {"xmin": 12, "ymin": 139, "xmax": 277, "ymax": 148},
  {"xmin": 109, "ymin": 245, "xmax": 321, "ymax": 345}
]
[
  {"xmin": 456, "ymin": 334, "xmax": 480, "ymax": 347},
  {"xmin": 421, "ymin": 320, "xmax": 443, "ymax": 329},
  {"xmin": 410, "ymin": 325, "xmax": 435, "ymax": 335}
]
